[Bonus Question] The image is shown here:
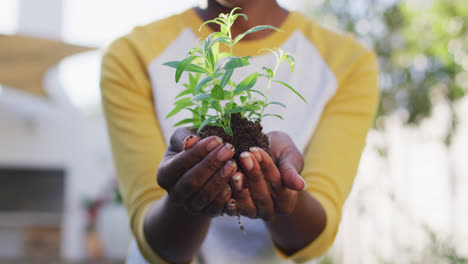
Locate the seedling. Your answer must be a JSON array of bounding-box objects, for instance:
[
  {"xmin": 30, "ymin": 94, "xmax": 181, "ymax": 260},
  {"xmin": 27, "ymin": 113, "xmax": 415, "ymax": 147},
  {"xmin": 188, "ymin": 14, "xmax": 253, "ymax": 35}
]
[
  {"xmin": 163, "ymin": 8, "xmax": 306, "ymax": 137},
  {"xmin": 164, "ymin": 8, "xmax": 307, "ymax": 232}
]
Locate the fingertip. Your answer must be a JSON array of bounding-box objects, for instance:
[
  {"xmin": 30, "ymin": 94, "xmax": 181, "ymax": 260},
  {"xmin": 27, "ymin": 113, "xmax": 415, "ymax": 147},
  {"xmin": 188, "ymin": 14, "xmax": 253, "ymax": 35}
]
[
  {"xmin": 256, "ymin": 147, "xmax": 274, "ymax": 165},
  {"xmin": 232, "ymin": 172, "xmax": 243, "ymax": 192},
  {"xmin": 302, "ymin": 177, "xmax": 308, "ymax": 191},
  {"xmin": 183, "ymin": 135, "xmax": 200, "ymax": 150},
  {"xmin": 249, "ymin": 147, "xmax": 262, "ymax": 162},
  {"xmin": 240, "ymin": 152, "xmax": 254, "ymax": 171},
  {"xmin": 206, "ymin": 136, "xmax": 223, "ymax": 151},
  {"xmin": 226, "ymin": 198, "xmax": 238, "ymax": 216},
  {"xmin": 282, "ymin": 167, "xmax": 305, "ymax": 191}
]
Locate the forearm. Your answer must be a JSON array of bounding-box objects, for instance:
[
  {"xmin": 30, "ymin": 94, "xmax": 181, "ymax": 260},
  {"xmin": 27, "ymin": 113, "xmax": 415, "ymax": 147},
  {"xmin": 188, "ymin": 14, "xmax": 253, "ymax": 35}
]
[
  {"xmin": 265, "ymin": 191, "xmax": 326, "ymax": 256},
  {"xmin": 143, "ymin": 194, "xmax": 211, "ymax": 264}
]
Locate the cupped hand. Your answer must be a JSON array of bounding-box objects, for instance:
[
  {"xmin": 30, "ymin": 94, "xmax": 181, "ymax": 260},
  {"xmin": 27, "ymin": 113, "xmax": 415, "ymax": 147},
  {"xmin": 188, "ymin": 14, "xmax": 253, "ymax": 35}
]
[
  {"xmin": 228, "ymin": 131, "xmax": 306, "ymax": 221},
  {"xmin": 156, "ymin": 128, "xmax": 237, "ymax": 217}
]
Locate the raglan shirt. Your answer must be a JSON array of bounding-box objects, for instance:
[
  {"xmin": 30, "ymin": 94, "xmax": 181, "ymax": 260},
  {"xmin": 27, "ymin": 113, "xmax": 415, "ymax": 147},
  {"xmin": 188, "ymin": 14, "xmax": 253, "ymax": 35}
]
[{"xmin": 100, "ymin": 8, "xmax": 379, "ymax": 264}]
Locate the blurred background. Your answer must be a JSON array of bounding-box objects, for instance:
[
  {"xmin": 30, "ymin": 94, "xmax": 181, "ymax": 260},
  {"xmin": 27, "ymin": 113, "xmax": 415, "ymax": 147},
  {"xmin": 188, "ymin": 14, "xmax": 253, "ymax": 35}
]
[{"xmin": 0, "ymin": 0, "xmax": 467, "ymax": 263}]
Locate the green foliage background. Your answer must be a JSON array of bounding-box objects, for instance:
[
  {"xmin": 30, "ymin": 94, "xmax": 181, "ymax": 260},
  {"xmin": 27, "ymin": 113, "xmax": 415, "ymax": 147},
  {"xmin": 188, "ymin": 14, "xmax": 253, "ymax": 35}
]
[
  {"xmin": 305, "ymin": 0, "xmax": 468, "ymax": 262},
  {"xmin": 305, "ymin": 0, "xmax": 467, "ymax": 145}
]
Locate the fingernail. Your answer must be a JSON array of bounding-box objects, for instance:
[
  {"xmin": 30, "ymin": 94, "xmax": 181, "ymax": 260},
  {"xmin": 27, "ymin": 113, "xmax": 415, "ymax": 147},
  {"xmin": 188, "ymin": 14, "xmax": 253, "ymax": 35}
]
[
  {"xmin": 232, "ymin": 172, "xmax": 243, "ymax": 191},
  {"xmin": 301, "ymin": 177, "xmax": 308, "ymax": 191},
  {"xmin": 249, "ymin": 147, "xmax": 262, "ymax": 162},
  {"xmin": 222, "ymin": 185, "xmax": 232, "ymax": 199},
  {"xmin": 217, "ymin": 143, "xmax": 235, "ymax": 161},
  {"xmin": 223, "ymin": 160, "xmax": 236, "ymax": 177},
  {"xmin": 207, "ymin": 136, "xmax": 223, "ymax": 151},
  {"xmin": 240, "ymin": 152, "xmax": 253, "ymax": 171},
  {"xmin": 183, "ymin": 135, "xmax": 198, "ymax": 150},
  {"xmin": 227, "ymin": 203, "xmax": 236, "ymax": 211}
]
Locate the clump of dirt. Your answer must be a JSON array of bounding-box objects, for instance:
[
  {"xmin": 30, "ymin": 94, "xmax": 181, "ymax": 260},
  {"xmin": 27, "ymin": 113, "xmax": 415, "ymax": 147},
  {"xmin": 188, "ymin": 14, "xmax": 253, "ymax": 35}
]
[{"xmin": 197, "ymin": 113, "xmax": 270, "ymax": 163}]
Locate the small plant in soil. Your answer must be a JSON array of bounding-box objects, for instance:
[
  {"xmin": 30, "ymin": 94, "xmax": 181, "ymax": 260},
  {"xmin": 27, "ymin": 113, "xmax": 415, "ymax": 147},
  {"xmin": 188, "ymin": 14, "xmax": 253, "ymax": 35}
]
[
  {"xmin": 163, "ymin": 8, "xmax": 306, "ymax": 228},
  {"xmin": 164, "ymin": 7, "xmax": 306, "ymax": 158}
]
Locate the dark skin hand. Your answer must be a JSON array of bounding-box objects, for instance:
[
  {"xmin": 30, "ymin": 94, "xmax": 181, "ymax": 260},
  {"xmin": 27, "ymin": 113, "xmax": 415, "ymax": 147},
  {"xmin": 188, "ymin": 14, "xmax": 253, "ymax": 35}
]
[
  {"xmin": 144, "ymin": 128, "xmax": 321, "ymax": 263},
  {"xmin": 145, "ymin": 128, "xmax": 236, "ymax": 264},
  {"xmin": 229, "ymin": 132, "xmax": 326, "ymax": 255}
]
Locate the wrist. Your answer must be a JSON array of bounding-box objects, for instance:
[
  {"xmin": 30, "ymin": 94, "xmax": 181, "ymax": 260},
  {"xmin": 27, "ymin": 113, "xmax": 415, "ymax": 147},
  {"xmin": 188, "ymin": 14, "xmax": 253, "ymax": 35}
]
[{"xmin": 163, "ymin": 194, "xmax": 212, "ymax": 221}]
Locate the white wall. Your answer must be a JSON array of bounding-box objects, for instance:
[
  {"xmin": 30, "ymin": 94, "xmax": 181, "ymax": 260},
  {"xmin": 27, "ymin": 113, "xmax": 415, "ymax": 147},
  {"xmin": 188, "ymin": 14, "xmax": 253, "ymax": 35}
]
[
  {"xmin": 0, "ymin": 85, "xmax": 127, "ymax": 260},
  {"xmin": 18, "ymin": 0, "xmax": 63, "ymax": 38}
]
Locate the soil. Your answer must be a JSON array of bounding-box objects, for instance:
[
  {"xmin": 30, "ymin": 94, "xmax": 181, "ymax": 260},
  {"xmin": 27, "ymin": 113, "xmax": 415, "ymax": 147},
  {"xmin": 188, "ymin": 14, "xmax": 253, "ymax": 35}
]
[{"xmin": 197, "ymin": 113, "xmax": 270, "ymax": 164}]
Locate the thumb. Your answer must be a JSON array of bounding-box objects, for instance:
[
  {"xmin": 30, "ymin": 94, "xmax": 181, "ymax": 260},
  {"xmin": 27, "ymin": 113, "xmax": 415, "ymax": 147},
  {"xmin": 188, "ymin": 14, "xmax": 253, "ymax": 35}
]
[
  {"xmin": 279, "ymin": 161, "xmax": 307, "ymax": 191},
  {"xmin": 169, "ymin": 127, "xmax": 199, "ymax": 153}
]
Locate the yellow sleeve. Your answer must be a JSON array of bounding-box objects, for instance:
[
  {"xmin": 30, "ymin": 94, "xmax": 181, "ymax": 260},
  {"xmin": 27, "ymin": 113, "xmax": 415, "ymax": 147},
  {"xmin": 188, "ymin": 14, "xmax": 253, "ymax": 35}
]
[
  {"xmin": 100, "ymin": 35, "xmax": 169, "ymax": 264},
  {"xmin": 280, "ymin": 48, "xmax": 380, "ymax": 261}
]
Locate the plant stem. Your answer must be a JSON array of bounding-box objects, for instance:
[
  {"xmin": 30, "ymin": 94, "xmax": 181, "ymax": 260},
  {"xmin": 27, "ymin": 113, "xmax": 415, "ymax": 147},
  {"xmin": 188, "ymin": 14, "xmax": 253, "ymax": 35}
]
[{"xmin": 259, "ymin": 61, "xmax": 281, "ymax": 119}]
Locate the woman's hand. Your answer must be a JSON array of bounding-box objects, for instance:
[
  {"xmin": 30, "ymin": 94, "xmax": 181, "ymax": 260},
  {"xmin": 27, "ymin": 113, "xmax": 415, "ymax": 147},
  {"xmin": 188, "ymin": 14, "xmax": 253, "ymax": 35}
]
[
  {"xmin": 228, "ymin": 131, "xmax": 306, "ymax": 221},
  {"xmin": 156, "ymin": 128, "xmax": 237, "ymax": 217}
]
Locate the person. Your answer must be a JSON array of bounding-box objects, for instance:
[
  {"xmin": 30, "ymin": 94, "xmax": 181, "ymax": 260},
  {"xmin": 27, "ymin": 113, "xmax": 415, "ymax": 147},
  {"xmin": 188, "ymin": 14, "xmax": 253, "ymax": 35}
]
[{"xmin": 100, "ymin": 0, "xmax": 379, "ymax": 263}]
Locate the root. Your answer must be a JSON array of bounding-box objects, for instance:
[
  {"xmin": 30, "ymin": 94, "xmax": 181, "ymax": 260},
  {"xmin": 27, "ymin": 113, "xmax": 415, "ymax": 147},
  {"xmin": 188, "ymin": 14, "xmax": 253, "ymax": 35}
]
[{"xmin": 236, "ymin": 213, "xmax": 246, "ymax": 235}]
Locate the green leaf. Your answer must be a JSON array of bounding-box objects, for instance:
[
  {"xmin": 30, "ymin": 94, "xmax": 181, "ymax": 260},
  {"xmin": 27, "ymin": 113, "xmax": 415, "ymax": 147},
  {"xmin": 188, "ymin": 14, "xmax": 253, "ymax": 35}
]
[
  {"xmin": 206, "ymin": 48, "xmax": 216, "ymax": 72},
  {"xmin": 220, "ymin": 69, "xmax": 234, "ymax": 88},
  {"xmin": 166, "ymin": 59, "xmax": 209, "ymax": 74},
  {"xmin": 200, "ymin": 100, "xmax": 209, "ymax": 116},
  {"xmin": 192, "ymin": 93, "xmax": 211, "ymax": 101},
  {"xmin": 175, "ymin": 89, "xmax": 193, "ymax": 99},
  {"xmin": 174, "ymin": 118, "xmax": 197, "ymax": 127},
  {"xmin": 197, "ymin": 116, "xmax": 218, "ymax": 133},
  {"xmin": 203, "ymin": 35, "xmax": 212, "ymax": 54},
  {"xmin": 228, "ymin": 7, "xmax": 243, "ymax": 19},
  {"xmin": 286, "ymin": 55, "xmax": 295, "ymax": 73},
  {"xmin": 210, "ymin": 84, "xmax": 225, "ymax": 100},
  {"xmin": 220, "ymin": 24, "xmax": 229, "ymax": 34},
  {"xmin": 223, "ymin": 56, "xmax": 251, "ymax": 70},
  {"xmin": 250, "ymin": 89, "xmax": 266, "ymax": 98},
  {"xmin": 176, "ymin": 56, "xmax": 198, "ymax": 82},
  {"xmin": 243, "ymin": 103, "xmax": 261, "ymax": 111},
  {"xmin": 210, "ymin": 100, "xmax": 222, "ymax": 112},
  {"xmin": 174, "ymin": 97, "xmax": 192, "ymax": 105},
  {"xmin": 185, "ymin": 64, "xmax": 210, "ymax": 74},
  {"xmin": 225, "ymin": 112, "xmax": 231, "ymax": 124},
  {"xmin": 195, "ymin": 73, "xmax": 222, "ymax": 94},
  {"xmin": 227, "ymin": 106, "xmax": 252, "ymax": 114},
  {"xmin": 162, "ymin": 60, "xmax": 180, "ymax": 68},
  {"xmin": 259, "ymin": 48, "xmax": 279, "ymax": 61},
  {"xmin": 263, "ymin": 114, "xmax": 284, "ymax": 120},
  {"xmin": 251, "ymin": 100, "xmax": 265, "ymax": 107},
  {"xmin": 186, "ymin": 108, "xmax": 200, "ymax": 117},
  {"xmin": 189, "ymin": 45, "xmax": 203, "ymax": 56},
  {"xmin": 166, "ymin": 100, "xmax": 195, "ymax": 118},
  {"xmin": 266, "ymin": 101, "xmax": 287, "ymax": 108},
  {"xmin": 224, "ymin": 102, "xmax": 237, "ymax": 112},
  {"xmin": 234, "ymin": 73, "xmax": 258, "ymax": 94},
  {"xmin": 188, "ymin": 73, "xmax": 200, "ymax": 89},
  {"xmin": 207, "ymin": 34, "xmax": 231, "ymax": 49},
  {"xmin": 232, "ymin": 13, "xmax": 248, "ymax": 23},
  {"xmin": 224, "ymin": 126, "xmax": 233, "ymax": 136},
  {"xmin": 218, "ymin": 52, "xmax": 231, "ymax": 60},
  {"xmin": 240, "ymin": 96, "xmax": 247, "ymax": 104},
  {"xmin": 233, "ymin": 25, "xmax": 281, "ymax": 44},
  {"xmin": 263, "ymin": 67, "xmax": 274, "ymax": 79},
  {"xmin": 199, "ymin": 19, "xmax": 221, "ymax": 32},
  {"xmin": 273, "ymin": 80, "xmax": 307, "ymax": 103}
]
